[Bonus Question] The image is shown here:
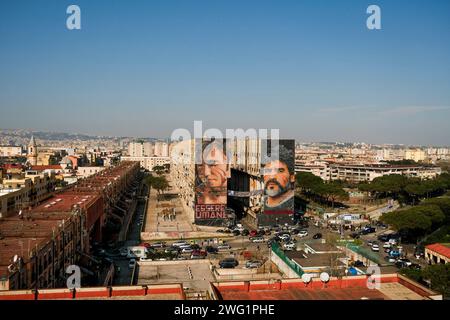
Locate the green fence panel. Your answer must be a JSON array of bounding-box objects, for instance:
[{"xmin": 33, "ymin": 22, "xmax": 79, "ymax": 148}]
[{"xmin": 271, "ymin": 242, "xmax": 304, "ymax": 276}]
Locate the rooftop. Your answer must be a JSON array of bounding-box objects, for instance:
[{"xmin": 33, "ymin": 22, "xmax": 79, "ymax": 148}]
[
  {"xmin": 30, "ymin": 165, "xmax": 63, "ymax": 171},
  {"xmin": 30, "ymin": 194, "xmax": 99, "ymax": 213},
  {"xmin": 426, "ymin": 243, "xmax": 450, "ymax": 259},
  {"xmin": 304, "ymin": 243, "xmax": 341, "ymax": 253},
  {"xmin": 292, "ymin": 254, "xmax": 346, "ymax": 269},
  {"xmin": 137, "ymin": 260, "xmax": 215, "ymax": 292},
  {"xmin": 213, "ymin": 274, "xmax": 439, "ymax": 300}
]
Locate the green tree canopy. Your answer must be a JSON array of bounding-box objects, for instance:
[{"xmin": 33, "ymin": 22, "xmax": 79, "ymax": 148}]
[
  {"xmin": 421, "ymin": 197, "xmax": 450, "ymax": 222},
  {"xmin": 295, "ymin": 172, "xmax": 323, "ymax": 193},
  {"xmin": 380, "ymin": 205, "xmax": 444, "ymax": 234},
  {"xmin": 422, "ymin": 264, "xmax": 450, "ymax": 299}
]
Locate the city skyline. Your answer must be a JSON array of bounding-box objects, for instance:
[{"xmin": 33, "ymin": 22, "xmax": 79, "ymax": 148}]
[
  {"xmin": 1, "ymin": 127, "xmax": 450, "ymax": 148},
  {"xmin": 1, "ymin": 0, "xmax": 450, "ymax": 144}
]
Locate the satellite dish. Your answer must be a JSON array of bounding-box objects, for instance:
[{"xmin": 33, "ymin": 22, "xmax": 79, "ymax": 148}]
[
  {"xmin": 320, "ymin": 272, "xmax": 330, "ymax": 283},
  {"xmin": 13, "ymin": 255, "xmax": 19, "ymax": 263},
  {"xmin": 301, "ymin": 273, "xmax": 312, "ymax": 284}
]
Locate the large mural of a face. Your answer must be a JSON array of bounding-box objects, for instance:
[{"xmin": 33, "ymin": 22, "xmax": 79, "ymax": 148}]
[
  {"xmin": 262, "ymin": 140, "xmax": 295, "ymax": 214},
  {"xmin": 195, "ymin": 139, "xmax": 230, "ymax": 222}
]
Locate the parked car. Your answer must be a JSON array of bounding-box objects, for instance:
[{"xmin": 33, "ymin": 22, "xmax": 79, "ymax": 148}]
[
  {"xmin": 388, "ymin": 238, "xmax": 398, "ymax": 245},
  {"xmin": 283, "ymin": 242, "xmax": 296, "ymax": 251},
  {"xmin": 249, "ymin": 236, "xmax": 265, "ymax": 243},
  {"xmin": 313, "ymin": 233, "xmax": 322, "ymax": 239},
  {"xmin": 241, "ymin": 229, "xmax": 250, "ymax": 236},
  {"xmin": 298, "ymin": 230, "xmax": 308, "ymax": 237},
  {"xmin": 397, "ymin": 258, "xmax": 412, "ymax": 267},
  {"xmin": 267, "ymin": 239, "xmax": 274, "ymax": 247},
  {"xmin": 384, "ymin": 256, "xmax": 397, "ymax": 263},
  {"xmin": 389, "ymin": 250, "xmax": 401, "ymax": 257},
  {"xmin": 350, "ymin": 232, "xmax": 360, "ymax": 239},
  {"xmin": 172, "ymin": 241, "xmax": 189, "ymax": 247},
  {"xmin": 395, "ymin": 260, "xmax": 409, "ymax": 269},
  {"xmin": 190, "ymin": 250, "xmax": 207, "ymax": 259},
  {"xmin": 245, "ymin": 260, "xmax": 263, "ymax": 269},
  {"xmin": 128, "ymin": 259, "xmax": 136, "ymax": 269},
  {"xmin": 371, "ymin": 244, "xmax": 380, "ymax": 252},
  {"xmin": 165, "ymin": 247, "xmax": 180, "ymax": 254},
  {"xmin": 181, "ymin": 247, "xmax": 194, "ymax": 254},
  {"xmin": 383, "ymin": 242, "xmax": 391, "ymax": 248},
  {"xmin": 150, "ymin": 242, "xmax": 165, "ymax": 248},
  {"xmin": 194, "ymin": 249, "xmax": 208, "ymax": 255},
  {"xmin": 232, "ymin": 230, "xmax": 241, "ymax": 236},
  {"xmin": 219, "ymin": 258, "xmax": 239, "ymax": 268},
  {"xmin": 205, "ymin": 246, "xmax": 219, "ymax": 254},
  {"xmin": 120, "ymin": 248, "xmax": 128, "ymax": 257},
  {"xmin": 256, "ymin": 230, "xmax": 266, "ymax": 237},
  {"xmin": 249, "ymin": 230, "xmax": 258, "ymax": 237},
  {"xmin": 353, "ymin": 260, "xmax": 365, "ymax": 267},
  {"xmin": 217, "ymin": 244, "xmax": 232, "ymax": 251},
  {"xmin": 278, "ymin": 234, "xmax": 291, "ymax": 241},
  {"xmin": 378, "ymin": 235, "xmax": 390, "ymax": 242}
]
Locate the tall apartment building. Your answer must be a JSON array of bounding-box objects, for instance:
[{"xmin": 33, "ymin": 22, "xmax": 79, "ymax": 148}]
[
  {"xmin": 405, "ymin": 149, "xmax": 426, "ymax": 162},
  {"xmin": 154, "ymin": 141, "xmax": 169, "ymax": 157},
  {"xmin": 295, "ymin": 161, "xmax": 333, "ymax": 181},
  {"xmin": 170, "ymin": 138, "xmax": 295, "ymax": 227},
  {"xmin": 120, "ymin": 156, "xmax": 170, "ymax": 172},
  {"xmin": 128, "ymin": 141, "xmax": 153, "ymax": 157},
  {"xmin": 375, "ymin": 149, "xmax": 406, "ymax": 161},
  {"xmin": 128, "ymin": 141, "xmax": 169, "ymax": 157},
  {"xmin": 0, "ymin": 146, "xmax": 22, "ymax": 157}
]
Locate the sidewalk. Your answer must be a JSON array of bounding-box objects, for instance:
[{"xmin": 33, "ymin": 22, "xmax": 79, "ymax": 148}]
[{"xmin": 141, "ymin": 177, "xmax": 234, "ymax": 241}]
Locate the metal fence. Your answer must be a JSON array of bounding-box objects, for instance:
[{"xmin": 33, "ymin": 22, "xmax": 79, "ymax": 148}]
[
  {"xmin": 271, "ymin": 242, "xmax": 304, "ymax": 276},
  {"xmin": 346, "ymin": 244, "xmax": 386, "ymax": 265}
]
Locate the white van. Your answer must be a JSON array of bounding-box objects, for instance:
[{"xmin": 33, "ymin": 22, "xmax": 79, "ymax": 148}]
[{"xmin": 127, "ymin": 246, "xmax": 148, "ymax": 259}]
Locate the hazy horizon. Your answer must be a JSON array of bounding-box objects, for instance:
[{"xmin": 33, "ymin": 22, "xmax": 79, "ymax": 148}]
[{"xmin": 1, "ymin": 127, "xmax": 450, "ymax": 148}]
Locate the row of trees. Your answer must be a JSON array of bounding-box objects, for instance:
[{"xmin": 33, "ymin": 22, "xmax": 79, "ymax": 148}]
[
  {"xmin": 358, "ymin": 173, "xmax": 450, "ymax": 205},
  {"xmin": 380, "ymin": 196, "xmax": 450, "ymax": 242},
  {"xmin": 295, "ymin": 172, "xmax": 349, "ymax": 208},
  {"xmin": 144, "ymin": 174, "xmax": 169, "ymax": 195},
  {"xmin": 152, "ymin": 164, "xmax": 170, "ymax": 175}
]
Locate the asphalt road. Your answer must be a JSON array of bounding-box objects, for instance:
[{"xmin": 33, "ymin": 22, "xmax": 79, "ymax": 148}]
[{"xmin": 111, "ymin": 199, "xmax": 146, "ymax": 285}]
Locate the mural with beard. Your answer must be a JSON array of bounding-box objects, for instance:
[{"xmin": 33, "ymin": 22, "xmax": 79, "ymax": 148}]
[{"xmin": 259, "ymin": 139, "xmax": 295, "ymax": 226}]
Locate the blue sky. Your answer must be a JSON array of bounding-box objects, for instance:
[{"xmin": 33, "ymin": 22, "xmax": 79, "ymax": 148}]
[{"xmin": 0, "ymin": 0, "xmax": 449, "ymax": 145}]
